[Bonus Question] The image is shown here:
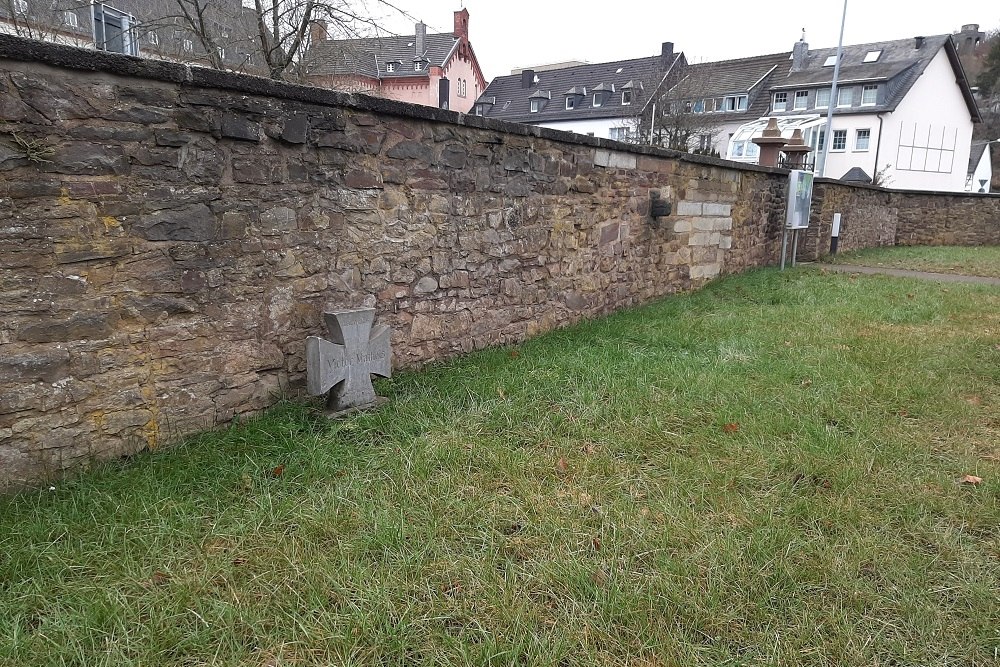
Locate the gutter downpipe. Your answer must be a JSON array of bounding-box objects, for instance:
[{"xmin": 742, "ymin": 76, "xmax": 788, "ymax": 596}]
[{"xmin": 819, "ymin": 0, "xmax": 848, "ymax": 177}]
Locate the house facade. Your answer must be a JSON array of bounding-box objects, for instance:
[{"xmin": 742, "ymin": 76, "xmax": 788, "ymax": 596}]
[
  {"xmin": 730, "ymin": 34, "xmax": 982, "ymax": 191},
  {"xmin": 967, "ymin": 140, "xmax": 994, "ymax": 192},
  {"xmin": 305, "ymin": 9, "xmax": 487, "ymax": 114},
  {"xmin": 475, "ymin": 43, "xmax": 683, "ymax": 141}
]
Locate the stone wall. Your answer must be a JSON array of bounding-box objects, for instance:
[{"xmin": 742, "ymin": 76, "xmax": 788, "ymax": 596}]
[
  {"xmin": 1, "ymin": 36, "xmax": 996, "ymax": 490},
  {"xmin": 893, "ymin": 190, "xmax": 1000, "ymax": 246},
  {"xmin": 0, "ymin": 36, "xmax": 792, "ymax": 489}
]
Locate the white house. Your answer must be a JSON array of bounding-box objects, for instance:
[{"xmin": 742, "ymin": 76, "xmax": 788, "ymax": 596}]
[{"xmin": 726, "ymin": 34, "xmax": 982, "ymax": 191}]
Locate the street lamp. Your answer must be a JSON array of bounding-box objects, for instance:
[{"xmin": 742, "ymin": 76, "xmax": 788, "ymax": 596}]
[{"xmin": 818, "ymin": 0, "xmax": 848, "ymax": 178}]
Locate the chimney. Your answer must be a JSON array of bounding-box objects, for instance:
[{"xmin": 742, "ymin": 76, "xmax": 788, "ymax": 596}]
[
  {"xmin": 415, "ymin": 21, "xmax": 426, "ymax": 57},
  {"xmin": 661, "ymin": 41, "xmax": 674, "ymax": 66},
  {"xmin": 791, "ymin": 38, "xmax": 809, "ymax": 71},
  {"xmin": 915, "ymin": 36, "xmax": 925, "ymax": 49},
  {"xmin": 454, "ymin": 8, "xmax": 469, "ymax": 40},
  {"xmin": 309, "ymin": 20, "xmax": 327, "ymax": 43},
  {"xmin": 521, "ymin": 69, "xmax": 535, "ymax": 89}
]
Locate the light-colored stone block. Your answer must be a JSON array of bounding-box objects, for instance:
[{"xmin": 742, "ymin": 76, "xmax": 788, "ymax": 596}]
[
  {"xmin": 716, "ymin": 217, "xmax": 733, "ymax": 231},
  {"xmin": 689, "ymin": 231, "xmax": 713, "ymax": 246},
  {"xmin": 719, "ymin": 236, "xmax": 733, "ymax": 250},
  {"xmin": 673, "ymin": 220, "xmax": 692, "ymax": 233},
  {"xmin": 704, "ymin": 203, "xmax": 732, "ymax": 216},
  {"xmin": 693, "ymin": 218, "xmax": 717, "ymax": 232},
  {"xmin": 676, "ymin": 201, "xmax": 703, "ymax": 216},
  {"xmin": 594, "ymin": 149, "xmax": 637, "ymax": 169}
]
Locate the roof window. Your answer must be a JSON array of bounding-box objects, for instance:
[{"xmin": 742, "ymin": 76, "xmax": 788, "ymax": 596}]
[
  {"xmin": 863, "ymin": 50, "xmax": 882, "ymax": 63},
  {"xmin": 823, "ymin": 55, "xmax": 838, "ymax": 67}
]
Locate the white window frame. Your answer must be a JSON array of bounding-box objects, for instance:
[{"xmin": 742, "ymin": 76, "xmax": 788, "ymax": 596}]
[
  {"xmin": 815, "ymin": 88, "xmax": 830, "ymax": 109},
  {"xmin": 413, "ymin": 61, "xmax": 424, "ymax": 71},
  {"xmin": 831, "ymin": 129, "xmax": 848, "ymax": 152},
  {"xmin": 63, "ymin": 10, "xmax": 78, "ymax": 27},
  {"xmin": 593, "ymin": 93, "xmax": 602, "ymax": 108},
  {"xmin": 773, "ymin": 92, "xmax": 788, "ymax": 112},
  {"xmin": 621, "ymin": 90, "xmax": 632, "ymax": 105},
  {"xmin": 823, "ymin": 55, "xmax": 838, "ymax": 67},
  {"xmin": 217, "ymin": 47, "xmax": 225, "ymax": 61},
  {"xmin": 530, "ymin": 99, "xmax": 542, "ymax": 113},
  {"xmin": 148, "ymin": 31, "xmax": 159, "ymax": 46},
  {"xmin": 14, "ymin": 0, "xmax": 27, "ymax": 15},
  {"xmin": 861, "ymin": 84, "xmax": 878, "ymax": 106},
  {"xmin": 793, "ymin": 90, "xmax": 808, "ymax": 110},
  {"xmin": 565, "ymin": 97, "xmax": 576, "ymax": 110},
  {"xmin": 609, "ymin": 127, "xmax": 631, "ymax": 141},
  {"xmin": 386, "ymin": 62, "xmax": 395, "ymax": 73},
  {"xmin": 863, "ymin": 50, "xmax": 882, "ymax": 63},
  {"xmin": 854, "ymin": 128, "xmax": 871, "ymax": 151},
  {"xmin": 182, "ymin": 39, "xmax": 193, "ymax": 53},
  {"xmin": 837, "ymin": 87, "xmax": 854, "ymax": 107}
]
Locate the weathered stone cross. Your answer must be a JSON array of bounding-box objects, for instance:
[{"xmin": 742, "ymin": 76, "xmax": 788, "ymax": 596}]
[{"xmin": 306, "ymin": 308, "xmax": 392, "ymax": 414}]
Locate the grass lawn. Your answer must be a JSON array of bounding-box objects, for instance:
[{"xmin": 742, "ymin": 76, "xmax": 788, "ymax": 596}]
[
  {"xmin": 826, "ymin": 245, "xmax": 1000, "ymax": 278},
  {"xmin": 1, "ymin": 268, "xmax": 998, "ymax": 667}
]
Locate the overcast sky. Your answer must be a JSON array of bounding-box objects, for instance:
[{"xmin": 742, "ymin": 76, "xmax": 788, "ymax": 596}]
[{"xmin": 365, "ymin": 0, "xmax": 998, "ymax": 81}]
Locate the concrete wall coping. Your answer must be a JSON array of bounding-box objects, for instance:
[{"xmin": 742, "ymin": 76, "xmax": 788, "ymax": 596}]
[
  {"xmin": 813, "ymin": 176, "xmax": 1000, "ymax": 199},
  {"xmin": 0, "ymin": 33, "xmax": 790, "ymax": 176}
]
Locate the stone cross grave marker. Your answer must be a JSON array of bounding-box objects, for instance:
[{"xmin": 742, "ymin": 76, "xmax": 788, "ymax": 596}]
[{"xmin": 306, "ymin": 308, "xmax": 392, "ymax": 414}]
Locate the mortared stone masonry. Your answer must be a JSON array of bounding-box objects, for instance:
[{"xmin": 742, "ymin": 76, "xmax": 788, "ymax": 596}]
[{"xmin": 0, "ymin": 35, "xmax": 996, "ymax": 490}]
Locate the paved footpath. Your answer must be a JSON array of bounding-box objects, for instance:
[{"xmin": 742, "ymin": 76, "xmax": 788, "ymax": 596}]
[{"xmin": 821, "ymin": 264, "xmax": 1000, "ymax": 287}]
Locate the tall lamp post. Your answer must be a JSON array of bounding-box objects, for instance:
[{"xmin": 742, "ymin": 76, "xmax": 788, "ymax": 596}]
[{"xmin": 819, "ymin": 0, "xmax": 848, "ymax": 178}]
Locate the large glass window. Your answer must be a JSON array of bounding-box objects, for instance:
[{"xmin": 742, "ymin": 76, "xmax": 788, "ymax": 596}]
[
  {"xmin": 815, "ymin": 88, "xmax": 831, "ymax": 108},
  {"xmin": 861, "ymin": 85, "xmax": 878, "ymax": 105},
  {"xmin": 773, "ymin": 92, "xmax": 788, "ymax": 112},
  {"xmin": 837, "ymin": 87, "xmax": 854, "ymax": 107},
  {"xmin": 794, "ymin": 90, "xmax": 808, "ymax": 110}
]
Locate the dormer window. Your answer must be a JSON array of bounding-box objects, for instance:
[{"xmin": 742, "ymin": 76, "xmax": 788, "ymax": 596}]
[
  {"xmin": 413, "ymin": 60, "xmax": 427, "ymax": 71},
  {"xmin": 593, "ymin": 94, "xmax": 602, "ymax": 108},
  {"xmin": 530, "ymin": 99, "xmax": 542, "ymax": 113},
  {"xmin": 386, "ymin": 62, "xmax": 396, "ymax": 73},
  {"xmin": 863, "ymin": 50, "xmax": 882, "ymax": 63},
  {"xmin": 773, "ymin": 91, "xmax": 788, "ymax": 111},
  {"xmin": 622, "ymin": 90, "xmax": 632, "ymax": 105},
  {"xmin": 565, "ymin": 97, "xmax": 576, "ymax": 110}
]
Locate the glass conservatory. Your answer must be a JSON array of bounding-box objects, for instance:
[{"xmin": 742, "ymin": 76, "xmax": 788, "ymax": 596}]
[{"xmin": 725, "ymin": 115, "xmax": 828, "ymax": 166}]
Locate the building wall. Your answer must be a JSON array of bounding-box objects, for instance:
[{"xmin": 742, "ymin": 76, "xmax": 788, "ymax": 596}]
[
  {"xmin": 442, "ymin": 54, "xmax": 482, "ymax": 114},
  {"xmin": 533, "ymin": 117, "xmax": 635, "ymax": 140},
  {"xmin": 0, "ymin": 35, "xmax": 996, "ymax": 490},
  {"xmin": 878, "ymin": 50, "xmax": 974, "ymax": 192},
  {"xmin": 819, "ymin": 113, "xmax": 882, "ymax": 180},
  {"xmin": 969, "ymin": 148, "xmax": 992, "ymax": 193}
]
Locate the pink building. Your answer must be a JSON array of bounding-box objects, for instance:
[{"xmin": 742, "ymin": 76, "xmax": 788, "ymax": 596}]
[{"xmin": 306, "ymin": 9, "xmax": 487, "ymax": 114}]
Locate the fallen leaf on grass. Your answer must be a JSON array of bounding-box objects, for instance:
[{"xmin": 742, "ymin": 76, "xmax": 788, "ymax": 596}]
[
  {"xmin": 964, "ymin": 395, "xmax": 982, "ymax": 406},
  {"xmin": 801, "ymin": 378, "xmax": 813, "ymax": 388},
  {"xmin": 509, "ymin": 349, "xmax": 520, "ymax": 359},
  {"xmin": 723, "ymin": 422, "xmax": 740, "ymax": 433},
  {"xmin": 555, "ymin": 457, "xmax": 569, "ymax": 473},
  {"xmin": 960, "ymin": 474, "xmax": 983, "ymax": 486},
  {"xmin": 591, "ymin": 536, "xmax": 602, "ymax": 551},
  {"xmin": 270, "ymin": 464, "xmax": 285, "ymax": 478}
]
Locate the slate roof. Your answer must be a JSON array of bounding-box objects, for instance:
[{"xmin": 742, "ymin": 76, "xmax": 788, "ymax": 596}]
[
  {"xmin": 478, "ymin": 54, "xmax": 680, "ymax": 124},
  {"xmin": 308, "ymin": 31, "xmax": 459, "ymax": 78},
  {"xmin": 766, "ymin": 35, "xmax": 980, "ymax": 120},
  {"xmin": 667, "ymin": 51, "xmax": 792, "ymax": 123}
]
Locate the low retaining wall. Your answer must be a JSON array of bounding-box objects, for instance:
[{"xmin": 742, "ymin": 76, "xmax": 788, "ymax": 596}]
[{"xmin": 0, "ymin": 35, "xmax": 997, "ymax": 489}]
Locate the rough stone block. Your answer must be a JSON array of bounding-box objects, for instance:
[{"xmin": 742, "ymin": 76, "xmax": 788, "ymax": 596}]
[
  {"xmin": 720, "ymin": 236, "xmax": 733, "ymax": 250},
  {"xmin": 673, "ymin": 220, "xmax": 692, "ymax": 233},
  {"xmin": 221, "ymin": 114, "xmax": 261, "ymax": 141},
  {"xmin": 281, "ymin": 113, "xmax": 309, "ymax": 144},
  {"xmin": 688, "ymin": 232, "xmax": 713, "ymax": 246},
  {"xmin": 133, "ymin": 203, "xmax": 217, "ymax": 241}
]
